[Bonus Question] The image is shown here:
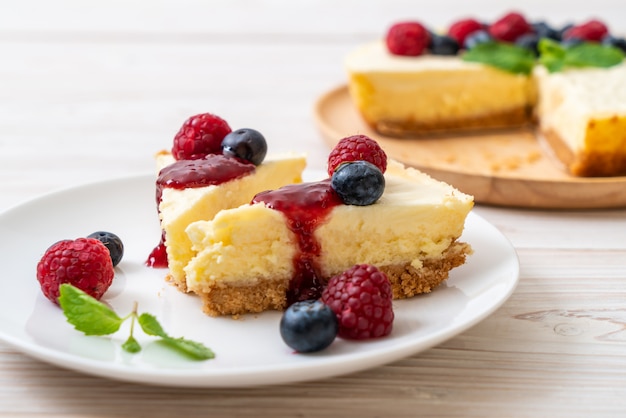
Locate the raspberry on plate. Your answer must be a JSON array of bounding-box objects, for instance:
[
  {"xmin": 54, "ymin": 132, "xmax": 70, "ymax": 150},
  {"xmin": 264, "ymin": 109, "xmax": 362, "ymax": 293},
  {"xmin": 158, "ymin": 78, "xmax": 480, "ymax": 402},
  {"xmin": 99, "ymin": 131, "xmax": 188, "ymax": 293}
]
[
  {"xmin": 36, "ymin": 238, "xmax": 115, "ymax": 304},
  {"xmin": 171, "ymin": 112, "xmax": 232, "ymax": 160},
  {"xmin": 447, "ymin": 18, "xmax": 484, "ymax": 47},
  {"xmin": 321, "ymin": 264, "xmax": 394, "ymax": 340},
  {"xmin": 488, "ymin": 12, "xmax": 532, "ymax": 43},
  {"xmin": 327, "ymin": 134, "xmax": 387, "ymax": 176},
  {"xmin": 385, "ymin": 21, "xmax": 431, "ymax": 56}
]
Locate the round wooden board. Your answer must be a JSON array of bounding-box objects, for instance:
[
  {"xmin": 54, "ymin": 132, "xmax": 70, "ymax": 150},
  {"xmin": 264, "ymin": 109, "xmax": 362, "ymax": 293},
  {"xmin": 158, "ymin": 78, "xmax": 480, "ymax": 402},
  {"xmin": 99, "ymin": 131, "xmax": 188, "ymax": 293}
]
[{"xmin": 314, "ymin": 85, "xmax": 626, "ymax": 209}]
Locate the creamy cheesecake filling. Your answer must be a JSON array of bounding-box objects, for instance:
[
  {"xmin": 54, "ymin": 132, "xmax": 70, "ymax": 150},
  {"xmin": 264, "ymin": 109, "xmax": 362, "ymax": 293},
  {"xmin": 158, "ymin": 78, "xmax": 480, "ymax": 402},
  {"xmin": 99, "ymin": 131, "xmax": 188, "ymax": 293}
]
[
  {"xmin": 184, "ymin": 160, "xmax": 473, "ymax": 316},
  {"xmin": 534, "ymin": 63, "xmax": 626, "ymax": 176},
  {"xmin": 156, "ymin": 153, "xmax": 306, "ymax": 289},
  {"xmin": 345, "ymin": 41, "xmax": 536, "ymax": 135}
]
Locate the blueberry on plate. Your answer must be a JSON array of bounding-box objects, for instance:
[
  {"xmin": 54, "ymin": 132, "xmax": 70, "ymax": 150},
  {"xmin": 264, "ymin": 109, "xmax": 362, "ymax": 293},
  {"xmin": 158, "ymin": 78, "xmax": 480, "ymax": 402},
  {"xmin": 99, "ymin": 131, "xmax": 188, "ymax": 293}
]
[
  {"xmin": 280, "ymin": 300, "xmax": 338, "ymax": 353},
  {"xmin": 331, "ymin": 161, "xmax": 385, "ymax": 206},
  {"xmin": 221, "ymin": 128, "xmax": 268, "ymax": 166},
  {"xmin": 87, "ymin": 231, "xmax": 124, "ymax": 267}
]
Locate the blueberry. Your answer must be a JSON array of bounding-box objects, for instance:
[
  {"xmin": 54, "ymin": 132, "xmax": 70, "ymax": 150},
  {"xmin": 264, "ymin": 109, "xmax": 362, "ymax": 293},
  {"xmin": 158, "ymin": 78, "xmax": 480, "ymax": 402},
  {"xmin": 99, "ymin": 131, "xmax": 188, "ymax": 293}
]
[
  {"xmin": 516, "ymin": 33, "xmax": 540, "ymax": 56},
  {"xmin": 331, "ymin": 161, "xmax": 385, "ymax": 206},
  {"xmin": 561, "ymin": 37, "xmax": 584, "ymax": 48},
  {"xmin": 464, "ymin": 30, "xmax": 493, "ymax": 50},
  {"xmin": 429, "ymin": 34, "xmax": 459, "ymax": 56},
  {"xmin": 221, "ymin": 128, "xmax": 267, "ymax": 166},
  {"xmin": 87, "ymin": 231, "xmax": 124, "ymax": 267},
  {"xmin": 602, "ymin": 35, "xmax": 626, "ymax": 53},
  {"xmin": 558, "ymin": 23, "xmax": 574, "ymax": 40},
  {"xmin": 531, "ymin": 21, "xmax": 561, "ymax": 41},
  {"xmin": 280, "ymin": 300, "xmax": 338, "ymax": 353}
]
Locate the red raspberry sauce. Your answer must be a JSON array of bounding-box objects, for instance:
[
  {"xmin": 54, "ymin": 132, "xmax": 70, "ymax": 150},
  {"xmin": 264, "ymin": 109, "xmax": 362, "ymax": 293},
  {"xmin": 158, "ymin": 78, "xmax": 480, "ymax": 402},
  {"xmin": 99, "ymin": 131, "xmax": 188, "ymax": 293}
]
[
  {"xmin": 146, "ymin": 154, "xmax": 255, "ymax": 267},
  {"xmin": 252, "ymin": 180, "xmax": 342, "ymax": 305}
]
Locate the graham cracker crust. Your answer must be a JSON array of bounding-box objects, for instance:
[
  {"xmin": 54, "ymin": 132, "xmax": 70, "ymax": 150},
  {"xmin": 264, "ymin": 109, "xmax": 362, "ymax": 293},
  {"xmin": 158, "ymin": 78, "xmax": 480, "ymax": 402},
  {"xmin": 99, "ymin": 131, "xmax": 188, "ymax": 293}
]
[
  {"xmin": 370, "ymin": 106, "xmax": 533, "ymax": 138},
  {"xmin": 194, "ymin": 240, "xmax": 472, "ymax": 317},
  {"xmin": 542, "ymin": 127, "xmax": 626, "ymax": 177}
]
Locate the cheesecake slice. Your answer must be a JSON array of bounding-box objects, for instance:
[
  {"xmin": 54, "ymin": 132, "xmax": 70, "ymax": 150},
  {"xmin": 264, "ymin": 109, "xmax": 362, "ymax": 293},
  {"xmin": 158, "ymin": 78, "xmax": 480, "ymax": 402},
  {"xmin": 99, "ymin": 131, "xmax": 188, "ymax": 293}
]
[
  {"xmin": 153, "ymin": 151, "xmax": 306, "ymax": 290},
  {"xmin": 345, "ymin": 41, "xmax": 537, "ymax": 137},
  {"xmin": 534, "ymin": 63, "xmax": 626, "ymax": 176},
  {"xmin": 184, "ymin": 160, "xmax": 474, "ymax": 316}
]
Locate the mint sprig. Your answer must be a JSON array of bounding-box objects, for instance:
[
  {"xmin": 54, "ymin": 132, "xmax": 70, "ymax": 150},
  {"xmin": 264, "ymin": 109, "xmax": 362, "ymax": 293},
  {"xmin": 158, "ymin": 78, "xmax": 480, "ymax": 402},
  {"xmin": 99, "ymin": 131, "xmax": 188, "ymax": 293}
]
[
  {"xmin": 462, "ymin": 41, "xmax": 536, "ymax": 75},
  {"xmin": 58, "ymin": 284, "xmax": 215, "ymax": 360},
  {"xmin": 538, "ymin": 38, "xmax": 625, "ymax": 72}
]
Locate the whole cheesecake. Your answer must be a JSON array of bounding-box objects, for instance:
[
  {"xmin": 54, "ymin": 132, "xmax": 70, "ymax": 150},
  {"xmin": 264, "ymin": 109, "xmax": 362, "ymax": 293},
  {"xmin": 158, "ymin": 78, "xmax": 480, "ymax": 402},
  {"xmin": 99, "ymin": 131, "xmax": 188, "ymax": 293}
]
[{"xmin": 184, "ymin": 159, "xmax": 473, "ymax": 316}]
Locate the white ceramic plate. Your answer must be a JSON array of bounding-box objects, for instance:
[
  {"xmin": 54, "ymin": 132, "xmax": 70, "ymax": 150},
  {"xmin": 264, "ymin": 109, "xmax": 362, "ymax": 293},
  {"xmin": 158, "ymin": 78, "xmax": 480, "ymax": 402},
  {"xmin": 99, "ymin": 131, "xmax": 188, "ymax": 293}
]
[{"xmin": 0, "ymin": 173, "xmax": 519, "ymax": 388}]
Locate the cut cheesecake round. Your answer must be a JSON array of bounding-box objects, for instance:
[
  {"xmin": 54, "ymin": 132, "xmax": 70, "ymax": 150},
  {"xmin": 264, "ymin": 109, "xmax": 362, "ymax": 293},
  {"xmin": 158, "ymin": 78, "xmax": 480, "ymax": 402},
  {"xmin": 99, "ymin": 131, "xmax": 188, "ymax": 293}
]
[
  {"xmin": 184, "ymin": 160, "xmax": 474, "ymax": 316},
  {"xmin": 345, "ymin": 41, "xmax": 537, "ymax": 137},
  {"xmin": 153, "ymin": 151, "xmax": 306, "ymax": 290},
  {"xmin": 345, "ymin": 39, "xmax": 626, "ymax": 177}
]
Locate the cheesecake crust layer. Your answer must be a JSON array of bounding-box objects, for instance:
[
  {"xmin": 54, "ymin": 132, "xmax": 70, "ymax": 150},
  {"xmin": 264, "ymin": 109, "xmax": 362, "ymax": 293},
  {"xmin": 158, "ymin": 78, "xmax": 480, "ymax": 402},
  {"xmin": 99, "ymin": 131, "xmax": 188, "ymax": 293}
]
[
  {"xmin": 368, "ymin": 106, "xmax": 533, "ymax": 138},
  {"xmin": 195, "ymin": 240, "xmax": 472, "ymax": 317},
  {"xmin": 542, "ymin": 124, "xmax": 626, "ymax": 177}
]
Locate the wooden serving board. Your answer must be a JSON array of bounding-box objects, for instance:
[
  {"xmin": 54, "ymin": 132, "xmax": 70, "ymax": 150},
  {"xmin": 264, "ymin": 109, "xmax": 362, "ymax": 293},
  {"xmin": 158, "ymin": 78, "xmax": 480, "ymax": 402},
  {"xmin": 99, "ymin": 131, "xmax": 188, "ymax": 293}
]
[{"xmin": 314, "ymin": 85, "xmax": 626, "ymax": 209}]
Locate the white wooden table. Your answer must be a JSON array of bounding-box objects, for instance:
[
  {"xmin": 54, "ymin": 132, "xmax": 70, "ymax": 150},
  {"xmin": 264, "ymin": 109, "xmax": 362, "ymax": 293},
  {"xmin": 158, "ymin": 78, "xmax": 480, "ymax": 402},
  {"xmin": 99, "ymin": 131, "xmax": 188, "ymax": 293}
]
[{"xmin": 2, "ymin": 1, "xmax": 626, "ymax": 416}]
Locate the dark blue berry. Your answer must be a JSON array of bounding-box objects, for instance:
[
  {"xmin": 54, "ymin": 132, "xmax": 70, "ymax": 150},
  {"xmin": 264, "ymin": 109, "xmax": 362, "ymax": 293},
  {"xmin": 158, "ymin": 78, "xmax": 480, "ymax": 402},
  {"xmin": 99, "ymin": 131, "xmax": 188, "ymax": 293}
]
[
  {"xmin": 429, "ymin": 34, "xmax": 459, "ymax": 55},
  {"xmin": 602, "ymin": 35, "xmax": 626, "ymax": 53},
  {"xmin": 464, "ymin": 30, "xmax": 492, "ymax": 50},
  {"xmin": 558, "ymin": 23, "xmax": 574, "ymax": 40},
  {"xmin": 87, "ymin": 231, "xmax": 124, "ymax": 267},
  {"xmin": 531, "ymin": 21, "xmax": 561, "ymax": 41},
  {"xmin": 331, "ymin": 161, "xmax": 385, "ymax": 206},
  {"xmin": 221, "ymin": 128, "xmax": 267, "ymax": 166},
  {"xmin": 516, "ymin": 33, "xmax": 540, "ymax": 56},
  {"xmin": 280, "ymin": 300, "xmax": 338, "ymax": 353},
  {"xmin": 561, "ymin": 37, "xmax": 584, "ymax": 48}
]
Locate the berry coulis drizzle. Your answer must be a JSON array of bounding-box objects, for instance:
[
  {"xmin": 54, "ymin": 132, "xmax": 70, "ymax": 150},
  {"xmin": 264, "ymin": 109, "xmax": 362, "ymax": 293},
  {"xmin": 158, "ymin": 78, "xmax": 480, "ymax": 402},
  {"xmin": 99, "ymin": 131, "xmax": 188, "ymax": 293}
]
[
  {"xmin": 253, "ymin": 180, "xmax": 342, "ymax": 305},
  {"xmin": 146, "ymin": 154, "xmax": 255, "ymax": 267}
]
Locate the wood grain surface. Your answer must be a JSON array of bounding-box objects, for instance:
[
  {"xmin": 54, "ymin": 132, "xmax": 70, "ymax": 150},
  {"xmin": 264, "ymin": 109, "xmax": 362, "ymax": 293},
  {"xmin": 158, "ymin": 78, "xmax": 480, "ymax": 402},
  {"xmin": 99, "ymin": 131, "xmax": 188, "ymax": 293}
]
[{"xmin": 1, "ymin": 1, "xmax": 626, "ymax": 417}]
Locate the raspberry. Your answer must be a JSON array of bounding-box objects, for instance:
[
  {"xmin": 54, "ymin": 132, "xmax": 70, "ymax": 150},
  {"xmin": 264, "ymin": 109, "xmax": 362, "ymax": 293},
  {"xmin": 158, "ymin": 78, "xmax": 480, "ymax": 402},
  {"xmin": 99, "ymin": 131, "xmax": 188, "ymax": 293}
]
[
  {"xmin": 36, "ymin": 238, "xmax": 115, "ymax": 304},
  {"xmin": 563, "ymin": 20, "xmax": 609, "ymax": 42},
  {"xmin": 385, "ymin": 21, "xmax": 430, "ymax": 56},
  {"xmin": 448, "ymin": 18, "xmax": 484, "ymax": 47},
  {"xmin": 321, "ymin": 264, "xmax": 394, "ymax": 340},
  {"xmin": 327, "ymin": 134, "xmax": 387, "ymax": 176},
  {"xmin": 488, "ymin": 12, "xmax": 532, "ymax": 42},
  {"xmin": 171, "ymin": 113, "xmax": 232, "ymax": 160}
]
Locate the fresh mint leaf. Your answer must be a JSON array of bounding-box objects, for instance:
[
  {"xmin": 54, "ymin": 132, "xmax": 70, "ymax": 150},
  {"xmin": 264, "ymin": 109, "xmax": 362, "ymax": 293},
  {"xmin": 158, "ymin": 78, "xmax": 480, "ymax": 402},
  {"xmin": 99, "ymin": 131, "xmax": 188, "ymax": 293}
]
[
  {"xmin": 539, "ymin": 38, "xmax": 624, "ymax": 72},
  {"xmin": 538, "ymin": 38, "xmax": 566, "ymax": 72},
  {"xmin": 564, "ymin": 43, "xmax": 624, "ymax": 68},
  {"xmin": 59, "ymin": 284, "xmax": 123, "ymax": 336},
  {"xmin": 58, "ymin": 284, "xmax": 215, "ymax": 361},
  {"xmin": 137, "ymin": 313, "xmax": 168, "ymax": 338},
  {"xmin": 138, "ymin": 313, "xmax": 214, "ymax": 360},
  {"xmin": 160, "ymin": 337, "xmax": 216, "ymax": 361},
  {"xmin": 462, "ymin": 41, "xmax": 536, "ymax": 74},
  {"xmin": 122, "ymin": 335, "xmax": 142, "ymax": 353}
]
